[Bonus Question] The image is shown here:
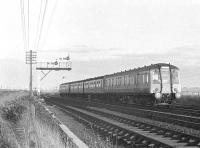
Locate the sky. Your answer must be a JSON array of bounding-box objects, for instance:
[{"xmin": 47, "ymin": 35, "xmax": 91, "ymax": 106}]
[{"xmin": 0, "ymin": 0, "xmax": 200, "ymax": 90}]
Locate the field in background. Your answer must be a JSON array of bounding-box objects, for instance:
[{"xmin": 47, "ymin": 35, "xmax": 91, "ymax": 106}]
[
  {"xmin": 0, "ymin": 90, "xmax": 28, "ymax": 105},
  {"xmin": 177, "ymin": 91, "xmax": 200, "ymax": 106}
]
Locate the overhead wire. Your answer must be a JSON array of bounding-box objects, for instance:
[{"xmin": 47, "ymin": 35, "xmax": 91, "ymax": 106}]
[
  {"xmin": 34, "ymin": 0, "xmax": 44, "ymax": 51},
  {"xmin": 27, "ymin": 0, "xmax": 30, "ymax": 50},
  {"xmin": 39, "ymin": 0, "xmax": 58, "ymax": 49},
  {"xmin": 20, "ymin": 0, "xmax": 27, "ymax": 50},
  {"xmin": 35, "ymin": 0, "xmax": 49, "ymax": 51},
  {"xmin": 20, "ymin": 0, "xmax": 58, "ymax": 55}
]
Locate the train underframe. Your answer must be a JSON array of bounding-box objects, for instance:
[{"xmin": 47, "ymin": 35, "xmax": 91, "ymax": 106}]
[{"xmin": 60, "ymin": 92, "xmax": 176, "ymax": 106}]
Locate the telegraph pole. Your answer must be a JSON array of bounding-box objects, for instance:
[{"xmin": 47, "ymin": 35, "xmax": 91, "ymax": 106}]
[
  {"xmin": 26, "ymin": 50, "xmax": 37, "ymax": 96},
  {"xmin": 30, "ymin": 50, "xmax": 32, "ymax": 96}
]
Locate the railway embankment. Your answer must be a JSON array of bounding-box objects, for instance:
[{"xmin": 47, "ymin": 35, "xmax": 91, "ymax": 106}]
[
  {"xmin": 0, "ymin": 91, "xmax": 25, "ymax": 148},
  {"xmin": 33, "ymin": 97, "xmax": 90, "ymax": 148},
  {"xmin": 44, "ymin": 99, "xmax": 114, "ymax": 148},
  {"xmin": 0, "ymin": 91, "xmax": 79, "ymax": 148}
]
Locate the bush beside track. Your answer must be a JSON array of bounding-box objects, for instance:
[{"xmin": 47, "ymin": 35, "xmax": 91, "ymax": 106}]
[{"xmin": 0, "ymin": 91, "xmax": 28, "ymax": 148}]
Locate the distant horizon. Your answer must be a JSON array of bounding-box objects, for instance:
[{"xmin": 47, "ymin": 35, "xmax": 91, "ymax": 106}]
[{"xmin": 0, "ymin": 57, "xmax": 200, "ymax": 89}]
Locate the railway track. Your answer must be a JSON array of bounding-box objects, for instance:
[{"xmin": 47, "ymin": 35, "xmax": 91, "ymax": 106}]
[
  {"xmin": 98, "ymin": 103, "xmax": 200, "ymax": 130},
  {"xmin": 172, "ymin": 105, "xmax": 200, "ymax": 116},
  {"xmin": 46, "ymin": 95, "xmax": 200, "ymax": 117},
  {"xmin": 45, "ymin": 96, "xmax": 200, "ymax": 148},
  {"xmin": 95, "ymin": 100, "xmax": 200, "ymax": 117},
  {"xmin": 130, "ymin": 103, "xmax": 200, "ymax": 117},
  {"xmin": 44, "ymin": 95, "xmax": 200, "ymax": 130}
]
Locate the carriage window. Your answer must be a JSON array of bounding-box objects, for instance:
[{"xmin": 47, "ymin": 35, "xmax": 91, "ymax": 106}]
[
  {"xmin": 152, "ymin": 69, "xmax": 161, "ymax": 84},
  {"xmin": 117, "ymin": 77, "xmax": 119, "ymax": 86},
  {"xmin": 125, "ymin": 75, "xmax": 129, "ymax": 85},
  {"xmin": 143, "ymin": 73, "xmax": 148, "ymax": 84},
  {"xmin": 130, "ymin": 75, "xmax": 134, "ymax": 85},
  {"xmin": 128, "ymin": 75, "xmax": 131, "ymax": 85},
  {"xmin": 171, "ymin": 69, "xmax": 179, "ymax": 84},
  {"xmin": 135, "ymin": 75, "xmax": 138, "ymax": 84},
  {"xmin": 119, "ymin": 77, "xmax": 122, "ymax": 85},
  {"xmin": 121, "ymin": 76, "xmax": 124, "ymax": 86},
  {"xmin": 142, "ymin": 75, "xmax": 145, "ymax": 84}
]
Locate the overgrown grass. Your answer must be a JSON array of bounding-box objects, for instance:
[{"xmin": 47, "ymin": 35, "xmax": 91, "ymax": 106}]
[
  {"xmin": 0, "ymin": 121, "xmax": 20, "ymax": 148},
  {"xmin": 0, "ymin": 92, "xmax": 70, "ymax": 148},
  {"xmin": 0, "ymin": 92, "xmax": 26, "ymax": 148},
  {"xmin": 48, "ymin": 106, "xmax": 113, "ymax": 148},
  {"xmin": 34, "ymin": 118, "xmax": 66, "ymax": 148},
  {"xmin": 34, "ymin": 99, "xmax": 77, "ymax": 148}
]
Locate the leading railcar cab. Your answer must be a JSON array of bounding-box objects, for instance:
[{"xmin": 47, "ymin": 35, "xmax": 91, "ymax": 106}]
[{"xmin": 150, "ymin": 64, "xmax": 181, "ymax": 105}]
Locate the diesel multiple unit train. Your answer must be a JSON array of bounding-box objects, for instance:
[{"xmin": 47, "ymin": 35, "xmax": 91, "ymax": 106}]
[{"xmin": 59, "ymin": 63, "xmax": 181, "ymax": 106}]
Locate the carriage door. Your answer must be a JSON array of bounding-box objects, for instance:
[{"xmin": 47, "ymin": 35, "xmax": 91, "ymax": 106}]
[{"xmin": 160, "ymin": 66, "xmax": 171, "ymax": 93}]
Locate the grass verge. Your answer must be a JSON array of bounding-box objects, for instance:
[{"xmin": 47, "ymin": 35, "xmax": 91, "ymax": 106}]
[
  {"xmin": 0, "ymin": 92, "xmax": 69, "ymax": 148},
  {"xmin": 47, "ymin": 105, "xmax": 114, "ymax": 148}
]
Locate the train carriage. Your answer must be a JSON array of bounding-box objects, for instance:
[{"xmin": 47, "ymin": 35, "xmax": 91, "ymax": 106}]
[
  {"xmin": 59, "ymin": 63, "xmax": 181, "ymax": 106},
  {"xmin": 59, "ymin": 83, "xmax": 70, "ymax": 96},
  {"xmin": 84, "ymin": 76, "xmax": 104, "ymax": 94},
  {"xmin": 104, "ymin": 67, "xmax": 151, "ymax": 104}
]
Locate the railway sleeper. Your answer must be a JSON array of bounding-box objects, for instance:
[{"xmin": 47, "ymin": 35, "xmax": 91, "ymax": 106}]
[
  {"xmin": 47, "ymin": 100, "xmax": 200, "ymax": 147},
  {"xmin": 87, "ymin": 107, "xmax": 200, "ymax": 146},
  {"xmin": 77, "ymin": 113, "xmax": 165, "ymax": 147},
  {"xmin": 86, "ymin": 106, "xmax": 200, "ymax": 145},
  {"xmin": 66, "ymin": 106, "xmax": 192, "ymax": 147}
]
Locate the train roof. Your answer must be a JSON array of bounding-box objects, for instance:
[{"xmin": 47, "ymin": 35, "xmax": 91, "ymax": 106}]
[
  {"xmin": 60, "ymin": 76, "xmax": 104, "ymax": 85},
  {"xmin": 150, "ymin": 63, "xmax": 178, "ymax": 69},
  {"xmin": 105, "ymin": 63, "xmax": 179, "ymax": 77},
  {"xmin": 60, "ymin": 63, "xmax": 179, "ymax": 86}
]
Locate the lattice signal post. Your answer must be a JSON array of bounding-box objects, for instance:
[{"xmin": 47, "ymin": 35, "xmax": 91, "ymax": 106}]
[
  {"xmin": 26, "ymin": 50, "xmax": 37, "ymax": 96},
  {"xmin": 36, "ymin": 57, "xmax": 72, "ymax": 81},
  {"xmin": 36, "ymin": 57, "xmax": 71, "ymax": 95},
  {"xmin": 26, "ymin": 50, "xmax": 72, "ymax": 96}
]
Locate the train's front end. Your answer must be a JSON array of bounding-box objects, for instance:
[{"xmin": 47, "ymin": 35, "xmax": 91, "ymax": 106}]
[{"xmin": 150, "ymin": 64, "xmax": 181, "ymax": 105}]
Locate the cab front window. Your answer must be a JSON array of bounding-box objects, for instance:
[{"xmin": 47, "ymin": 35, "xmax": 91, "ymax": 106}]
[
  {"xmin": 171, "ymin": 69, "xmax": 179, "ymax": 84},
  {"xmin": 152, "ymin": 69, "xmax": 161, "ymax": 84},
  {"xmin": 161, "ymin": 67, "xmax": 170, "ymax": 84}
]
